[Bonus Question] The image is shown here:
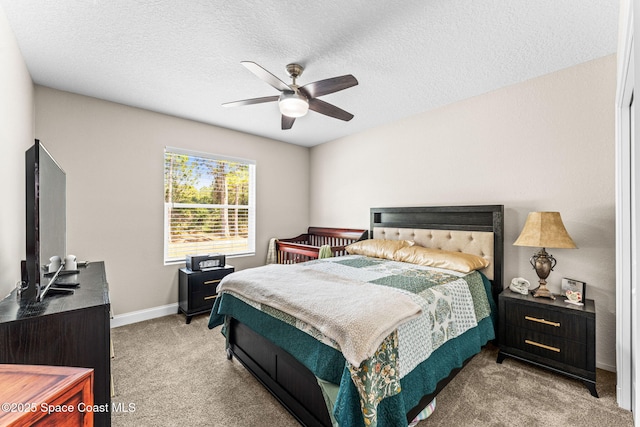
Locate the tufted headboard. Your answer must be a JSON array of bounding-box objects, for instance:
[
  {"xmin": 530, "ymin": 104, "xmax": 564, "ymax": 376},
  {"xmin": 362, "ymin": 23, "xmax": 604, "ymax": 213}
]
[
  {"xmin": 373, "ymin": 228, "xmax": 495, "ymax": 279},
  {"xmin": 370, "ymin": 205, "xmax": 504, "ymax": 303}
]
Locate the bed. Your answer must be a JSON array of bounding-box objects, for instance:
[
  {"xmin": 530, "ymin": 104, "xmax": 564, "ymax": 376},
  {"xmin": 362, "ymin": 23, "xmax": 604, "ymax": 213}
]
[{"xmin": 209, "ymin": 205, "xmax": 504, "ymax": 426}]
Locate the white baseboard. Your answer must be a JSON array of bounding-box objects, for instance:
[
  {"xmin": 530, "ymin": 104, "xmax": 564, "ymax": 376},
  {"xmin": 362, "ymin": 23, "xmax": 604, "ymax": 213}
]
[
  {"xmin": 597, "ymin": 361, "xmax": 617, "ymax": 373},
  {"xmin": 110, "ymin": 303, "xmax": 179, "ymax": 328}
]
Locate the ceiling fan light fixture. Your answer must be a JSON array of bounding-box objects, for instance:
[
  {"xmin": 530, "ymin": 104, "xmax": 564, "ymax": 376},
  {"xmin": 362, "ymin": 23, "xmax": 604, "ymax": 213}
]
[
  {"xmin": 225, "ymin": 61, "xmax": 358, "ymax": 129},
  {"xmin": 278, "ymin": 92, "xmax": 309, "ymax": 118}
]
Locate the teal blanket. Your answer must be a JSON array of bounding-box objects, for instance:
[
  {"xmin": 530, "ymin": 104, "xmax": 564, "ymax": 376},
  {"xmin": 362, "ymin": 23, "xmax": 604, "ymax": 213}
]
[{"xmin": 209, "ymin": 256, "xmax": 496, "ymax": 427}]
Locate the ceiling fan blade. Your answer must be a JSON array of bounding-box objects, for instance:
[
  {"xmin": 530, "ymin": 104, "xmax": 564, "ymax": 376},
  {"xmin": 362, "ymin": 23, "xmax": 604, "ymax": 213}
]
[
  {"xmin": 282, "ymin": 115, "xmax": 296, "ymax": 130},
  {"xmin": 222, "ymin": 95, "xmax": 279, "ymax": 108},
  {"xmin": 241, "ymin": 61, "xmax": 291, "ymax": 92},
  {"xmin": 300, "ymin": 75, "xmax": 358, "ymax": 99},
  {"xmin": 308, "ymin": 98, "xmax": 354, "ymax": 121}
]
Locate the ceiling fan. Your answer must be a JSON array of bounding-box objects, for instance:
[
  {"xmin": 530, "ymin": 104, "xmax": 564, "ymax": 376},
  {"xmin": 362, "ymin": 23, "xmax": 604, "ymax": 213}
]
[{"xmin": 223, "ymin": 61, "xmax": 358, "ymax": 130}]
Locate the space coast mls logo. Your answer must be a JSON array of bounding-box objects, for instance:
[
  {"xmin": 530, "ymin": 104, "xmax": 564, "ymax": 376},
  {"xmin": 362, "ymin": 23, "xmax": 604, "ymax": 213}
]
[
  {"xmin": 112, "ymin": 402, "xmax": 136, "ymax": 413},
  {"xmin": 59, "ymin": 402, "xmax": 136, "ymax": 414},
  {"xmin": 1, "ymin": 401, "xmax": 136, "ymax": 415}
]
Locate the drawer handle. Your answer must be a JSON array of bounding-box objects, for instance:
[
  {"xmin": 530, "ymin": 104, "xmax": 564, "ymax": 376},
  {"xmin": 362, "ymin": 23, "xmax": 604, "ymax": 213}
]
[
  {"xmin": 204, "ymin": 295, "xmax": 217, "ymax": 301},
  {"xmin": 525, "ymin": 316, "xmax": 560, "ymax": 327},
  {"xmin": 204, "ymin": 279, "xmax": 222, "ymax": 286},
  {"xmin": 525, "ymin": 339, "xmax": 560, "ymax": 353}
]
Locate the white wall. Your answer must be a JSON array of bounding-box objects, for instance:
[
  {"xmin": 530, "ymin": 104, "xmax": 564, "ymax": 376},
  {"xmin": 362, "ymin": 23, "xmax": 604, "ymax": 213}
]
[
  {"xmin": 34, "ymin": 87, "xmax": 310, "ymax": 315},
  {"xmin": 0, "ymin": 5, "xmax": 34, "ymax": 298},
  {"xmin": 309, "ymin": 55, "xmax": 617, "ymax": 370}
]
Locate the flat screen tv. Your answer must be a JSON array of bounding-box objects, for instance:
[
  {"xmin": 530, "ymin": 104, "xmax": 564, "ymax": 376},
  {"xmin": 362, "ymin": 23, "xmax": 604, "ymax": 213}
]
[{"xmin": 22, "ymin": 140, "xmax": 67, "ymax": 302}]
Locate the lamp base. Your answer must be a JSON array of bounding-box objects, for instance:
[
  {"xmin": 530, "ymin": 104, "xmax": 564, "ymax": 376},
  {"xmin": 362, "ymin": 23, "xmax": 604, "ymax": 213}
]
[
  {"xmin": 529, "ymin": 248, "xmax": 556, "ymax": 300},
  {"xmin": 532, "ymin": 282, "xmax": 555, "ymax": 300}
]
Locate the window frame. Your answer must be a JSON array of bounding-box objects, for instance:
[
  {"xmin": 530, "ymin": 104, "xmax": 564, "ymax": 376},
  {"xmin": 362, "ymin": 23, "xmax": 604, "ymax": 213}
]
[{"xmin": 163, "ymin": 146, "xmax": 256, "ymax": 265}]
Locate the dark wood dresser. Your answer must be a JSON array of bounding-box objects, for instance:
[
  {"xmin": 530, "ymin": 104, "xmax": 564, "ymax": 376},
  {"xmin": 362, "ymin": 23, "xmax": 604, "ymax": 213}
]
[
  {"xmin": 0, "ymin": 364, "xmax": 94, "ymax": 426},
  {"xmin": 179, "ymin": 265, "xmax": 234, "ymax": 323},
  {"xmin": 0, "ymin": 262, "xmax": 111, "ymax": 426},
  {"xmin": 496, "ymin": 290, "xmax": 597, "ymax": 397}
]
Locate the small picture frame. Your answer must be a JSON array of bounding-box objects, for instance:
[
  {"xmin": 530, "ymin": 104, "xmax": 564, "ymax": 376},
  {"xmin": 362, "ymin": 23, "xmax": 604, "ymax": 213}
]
[{"xmin": 562, "ymin": 278, "xmax": 586, "ymax": 303}]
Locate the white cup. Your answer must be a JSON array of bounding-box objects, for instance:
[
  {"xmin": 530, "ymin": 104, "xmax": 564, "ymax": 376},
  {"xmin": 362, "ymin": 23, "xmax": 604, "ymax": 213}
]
[
  {"xmin": 64, "ymin": 254, "xmax": 77, "ymax": 271},
  {"xmin": 48, "ymin": 256, "xmax": 62, "ymax": 273}
]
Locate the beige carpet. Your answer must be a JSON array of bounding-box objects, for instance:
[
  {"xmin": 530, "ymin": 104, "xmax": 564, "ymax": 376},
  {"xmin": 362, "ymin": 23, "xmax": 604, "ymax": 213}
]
[{"xmin": 111, "ymin": 314, "xmax": 632, "ymax": 427}]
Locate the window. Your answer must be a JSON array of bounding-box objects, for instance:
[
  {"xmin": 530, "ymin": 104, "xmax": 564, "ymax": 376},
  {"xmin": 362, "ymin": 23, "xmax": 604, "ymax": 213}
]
[{"xmin": 164, "ymin": 147, "xmax": 255, "ymax": 264}]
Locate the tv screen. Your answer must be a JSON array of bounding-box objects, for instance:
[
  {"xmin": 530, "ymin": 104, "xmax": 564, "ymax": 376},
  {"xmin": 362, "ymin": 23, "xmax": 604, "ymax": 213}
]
[{"xmin": 23, "ymin": 140, "xmax": 66, "ymax": 302}]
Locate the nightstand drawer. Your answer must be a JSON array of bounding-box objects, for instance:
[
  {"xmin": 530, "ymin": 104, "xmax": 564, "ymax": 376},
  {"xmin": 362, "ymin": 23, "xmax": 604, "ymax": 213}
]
[
  {"xmin": 190, "ymin": 275, "xmax": 224, "ymax": 293},
  {"xmin": 504, "ymin": 328, "xmax": 587, "ymax": 369},
  {"xmin": 189, "ymin": 269, "xmax": 230, "ymax": 289},
  {"xmin": 504, "ymin": 301, "xmax": 585, "ymax": 340},
  {"xmin": 190, "ymin": 290, "xmax": 218, "ymax": 311}
]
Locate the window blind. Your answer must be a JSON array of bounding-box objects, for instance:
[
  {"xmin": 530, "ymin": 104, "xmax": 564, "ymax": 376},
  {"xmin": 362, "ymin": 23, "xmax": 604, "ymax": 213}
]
[{"xmin": 164, "ymin": 147, "xmax": 256, "ymax": 263}]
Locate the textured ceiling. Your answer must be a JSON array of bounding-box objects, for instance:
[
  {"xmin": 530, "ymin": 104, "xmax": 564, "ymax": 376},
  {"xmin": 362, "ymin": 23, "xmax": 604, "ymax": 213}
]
[{"xmin": 0, "ymin": 0, "xmax": 619, "ymax": 147}]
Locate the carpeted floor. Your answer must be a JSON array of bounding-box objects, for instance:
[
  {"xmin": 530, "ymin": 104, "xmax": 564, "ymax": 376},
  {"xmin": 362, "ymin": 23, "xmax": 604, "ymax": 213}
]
[{"xmin": 111, "ymin": 314, "xmax": 633, "ymax": 427}]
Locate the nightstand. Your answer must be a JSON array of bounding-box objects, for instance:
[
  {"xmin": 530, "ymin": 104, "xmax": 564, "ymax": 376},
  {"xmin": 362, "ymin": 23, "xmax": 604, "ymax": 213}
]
[
  {"xmin": 496, "ymin": 290, "xmax": 597, "ymax": 397},
  {"xmin": 178, "ymin": 265, "xmax": 234, "ymax": 324}
]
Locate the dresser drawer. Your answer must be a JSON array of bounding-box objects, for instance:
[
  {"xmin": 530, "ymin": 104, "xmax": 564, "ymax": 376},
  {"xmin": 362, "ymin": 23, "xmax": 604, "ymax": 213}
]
[
  {"xmin": 504, "ymin": 300, "xmax": 586, "ymax": 340},
  {"xmin": 504, "ymin": 328, "xmax": 587, "ymax": 369}
]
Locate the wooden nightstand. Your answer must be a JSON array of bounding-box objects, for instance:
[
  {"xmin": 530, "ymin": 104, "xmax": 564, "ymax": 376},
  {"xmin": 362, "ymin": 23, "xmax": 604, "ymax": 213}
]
[
  {"xmin": 178, "ymin": 265, "xmax": 234, "ymax": 324},
  {"xmin": 496, "ymin": 290, "xmax": 597, "ymax": 397}
]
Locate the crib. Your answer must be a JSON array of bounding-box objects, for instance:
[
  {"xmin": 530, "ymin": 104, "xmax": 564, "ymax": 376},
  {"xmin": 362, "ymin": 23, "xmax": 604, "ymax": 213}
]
[{"xmin": 275, "ymin": 227, "xmax": 368, "ymax": 264}]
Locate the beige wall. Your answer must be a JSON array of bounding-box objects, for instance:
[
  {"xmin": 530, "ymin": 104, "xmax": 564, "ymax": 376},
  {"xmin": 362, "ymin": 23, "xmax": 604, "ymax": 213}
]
[
  {"xmin": 34, "ymin": 87, "xmax": 310, "ymax": 315},
  {"xmin": 2, "ymin": 13, "xmax": 618, "ymax": 370},
  {"xmin": 309, "ymin": 55, "xmax": 617, "ymax": 370},
  {"xmin": 0, "ymin": 6, "xmax": 34, "ymax": 298}
]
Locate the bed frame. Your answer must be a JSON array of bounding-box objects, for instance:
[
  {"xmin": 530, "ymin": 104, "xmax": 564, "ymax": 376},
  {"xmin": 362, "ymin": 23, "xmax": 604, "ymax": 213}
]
[{"xmin": 225, "ymin": 205, "xmax": 504, "ymax": 426}]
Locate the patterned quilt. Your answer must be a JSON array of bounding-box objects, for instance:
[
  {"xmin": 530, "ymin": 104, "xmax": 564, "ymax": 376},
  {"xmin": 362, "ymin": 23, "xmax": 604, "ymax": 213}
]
[{"xmin": 209, "ymin": 255, "xmax": 494, "ymax": 427}]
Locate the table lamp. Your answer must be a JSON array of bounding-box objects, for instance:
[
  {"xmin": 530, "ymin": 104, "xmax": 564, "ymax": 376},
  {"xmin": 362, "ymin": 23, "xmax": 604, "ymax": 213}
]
[{"xmin": 513, "ymin": 212, "xmax": 577, "ymax": 300}]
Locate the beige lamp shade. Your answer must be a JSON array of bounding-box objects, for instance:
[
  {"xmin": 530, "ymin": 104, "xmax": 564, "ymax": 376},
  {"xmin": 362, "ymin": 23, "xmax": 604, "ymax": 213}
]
[{"xmin": 513, "ymin": 212, "xmax": 577, "ymax": 249}]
